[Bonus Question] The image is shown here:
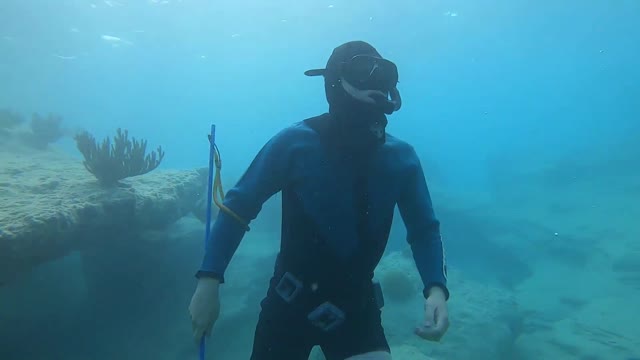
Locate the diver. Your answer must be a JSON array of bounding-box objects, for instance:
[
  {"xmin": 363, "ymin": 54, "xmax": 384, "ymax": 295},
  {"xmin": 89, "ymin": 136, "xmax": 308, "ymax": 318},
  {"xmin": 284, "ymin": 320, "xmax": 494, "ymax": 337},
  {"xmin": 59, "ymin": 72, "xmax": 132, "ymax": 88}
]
[{"xmin": 189, "ymin": 40, "xmax": 450, "ymax": 360}]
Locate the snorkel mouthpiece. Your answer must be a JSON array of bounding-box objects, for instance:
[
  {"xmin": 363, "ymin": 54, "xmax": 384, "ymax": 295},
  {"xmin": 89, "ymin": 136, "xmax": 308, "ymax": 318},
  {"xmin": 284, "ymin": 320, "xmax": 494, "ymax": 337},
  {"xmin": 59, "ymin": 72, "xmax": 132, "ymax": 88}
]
[{"xmin": 341, "ymin": 78, "xmax": 402, "ymax": 115}]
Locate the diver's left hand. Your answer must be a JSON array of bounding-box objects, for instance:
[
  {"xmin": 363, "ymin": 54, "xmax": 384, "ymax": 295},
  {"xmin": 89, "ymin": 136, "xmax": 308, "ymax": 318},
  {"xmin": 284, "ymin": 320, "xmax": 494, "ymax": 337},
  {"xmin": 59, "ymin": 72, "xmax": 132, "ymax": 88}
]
[{"xmin": 414, "ymin": 287, "xmax": 449, "ymax": 342}]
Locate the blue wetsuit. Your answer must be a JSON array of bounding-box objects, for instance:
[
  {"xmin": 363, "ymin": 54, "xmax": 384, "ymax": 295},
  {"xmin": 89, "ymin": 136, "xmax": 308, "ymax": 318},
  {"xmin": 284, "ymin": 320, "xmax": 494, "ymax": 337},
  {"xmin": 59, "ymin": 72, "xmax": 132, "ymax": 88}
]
[
  {"xmin": 198, "ymin": 113, "xmax": 448, "ymax": 299},
  {"xmin": 197, "ymin": 113, "xmax": 448, "ymax": 359}
]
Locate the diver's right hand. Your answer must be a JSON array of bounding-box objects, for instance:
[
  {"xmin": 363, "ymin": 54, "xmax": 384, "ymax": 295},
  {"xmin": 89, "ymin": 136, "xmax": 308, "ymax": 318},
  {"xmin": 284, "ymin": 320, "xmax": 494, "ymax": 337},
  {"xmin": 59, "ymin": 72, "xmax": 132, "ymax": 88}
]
[{"xmin": 189, "ymin": 277, "xmax": 221, "ymax": 343}]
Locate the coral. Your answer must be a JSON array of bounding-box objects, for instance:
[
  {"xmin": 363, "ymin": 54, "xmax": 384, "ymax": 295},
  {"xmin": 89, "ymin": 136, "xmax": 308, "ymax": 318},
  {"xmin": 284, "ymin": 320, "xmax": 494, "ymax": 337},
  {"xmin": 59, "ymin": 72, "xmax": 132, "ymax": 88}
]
[
  {"xmin": 74, "ymin": 128, "xmax": 165, "ymax": 186},
  {"xmin": 0, "ymin": 109, "xmax": 25, "ymax": 143},
  {"xmin": 0, "ymin": 110, "xmax": 66, "ymax": 149},
  {"xmin": 0, "ymin": 148, "xmax": 204, "ymax": 285},
  {"xmin": 0, "ymin": 108, "xmax": 25, "ymax": 130},
  {"xmin": 0, "ymin": 109, "xmax": 24, "ymax": 130},
  {"xmin": 25, "ymin": 112, "xmax": 65, "ymax": 149}
]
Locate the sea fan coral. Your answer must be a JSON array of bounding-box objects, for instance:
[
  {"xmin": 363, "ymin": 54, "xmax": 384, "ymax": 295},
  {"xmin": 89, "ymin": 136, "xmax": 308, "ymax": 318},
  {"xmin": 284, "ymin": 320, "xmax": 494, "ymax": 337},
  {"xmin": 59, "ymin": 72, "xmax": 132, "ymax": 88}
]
[{"xmin": 74, "ymin": 128, "xmax": 165, "ymax": 186}]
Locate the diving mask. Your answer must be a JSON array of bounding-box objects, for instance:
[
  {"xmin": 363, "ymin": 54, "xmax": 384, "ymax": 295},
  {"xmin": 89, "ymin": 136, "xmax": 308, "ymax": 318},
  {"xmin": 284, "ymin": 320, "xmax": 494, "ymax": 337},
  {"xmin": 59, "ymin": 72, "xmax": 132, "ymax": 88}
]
[{"xmin": 339, "ymin": 55, "xmax": 402, "ymax": 115}]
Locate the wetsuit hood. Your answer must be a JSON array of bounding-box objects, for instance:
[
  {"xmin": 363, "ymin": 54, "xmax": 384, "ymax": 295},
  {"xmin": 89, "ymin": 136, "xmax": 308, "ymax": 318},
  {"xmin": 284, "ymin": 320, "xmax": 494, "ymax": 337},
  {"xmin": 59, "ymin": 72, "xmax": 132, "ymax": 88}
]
[{"xmin": 304, "ymin": 41, "xmax": 402, "ymax": 150}]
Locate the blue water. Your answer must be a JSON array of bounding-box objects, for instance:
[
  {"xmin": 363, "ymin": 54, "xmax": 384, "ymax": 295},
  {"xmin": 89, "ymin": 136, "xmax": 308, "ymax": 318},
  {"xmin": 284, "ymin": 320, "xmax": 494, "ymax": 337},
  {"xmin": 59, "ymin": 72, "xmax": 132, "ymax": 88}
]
[
  {"xmin": 1, "ymin": 1, "xmax": 639, "ymax": 359},
  {"xmin": 2, "ymin": 0, "xmax": 636, "ymax": 184}
]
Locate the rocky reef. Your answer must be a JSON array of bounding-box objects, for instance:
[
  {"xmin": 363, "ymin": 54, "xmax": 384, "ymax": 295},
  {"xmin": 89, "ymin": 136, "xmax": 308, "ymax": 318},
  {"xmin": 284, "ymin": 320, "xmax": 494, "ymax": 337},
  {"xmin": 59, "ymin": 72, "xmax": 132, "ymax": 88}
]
[{"xmin": 0, "ymin": 146, "xmax": 206, "ymax": 285}]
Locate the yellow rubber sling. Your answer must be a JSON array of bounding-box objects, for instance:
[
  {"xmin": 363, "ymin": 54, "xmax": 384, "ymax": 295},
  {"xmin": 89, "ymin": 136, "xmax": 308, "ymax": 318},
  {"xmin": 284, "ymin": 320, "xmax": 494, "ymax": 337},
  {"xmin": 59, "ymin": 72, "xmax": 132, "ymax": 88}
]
[{"xmin": 211, "ymin": 142, "xmax": 250, "ymax": 231}]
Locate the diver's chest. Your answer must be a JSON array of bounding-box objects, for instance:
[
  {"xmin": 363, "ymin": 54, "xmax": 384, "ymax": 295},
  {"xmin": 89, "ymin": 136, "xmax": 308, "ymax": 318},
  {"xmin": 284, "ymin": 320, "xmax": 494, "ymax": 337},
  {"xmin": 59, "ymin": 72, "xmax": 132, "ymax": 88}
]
[{"xmin": 288, "ymin": 149, "xmax": 402, "ymax": 204}]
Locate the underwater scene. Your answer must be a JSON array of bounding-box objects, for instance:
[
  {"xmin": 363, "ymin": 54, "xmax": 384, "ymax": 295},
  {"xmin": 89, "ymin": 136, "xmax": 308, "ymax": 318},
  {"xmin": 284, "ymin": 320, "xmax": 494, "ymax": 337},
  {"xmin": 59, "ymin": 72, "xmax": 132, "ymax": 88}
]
[{"xmin": 1, "ymin": 0, "xmax": 639, "ymax": 359}]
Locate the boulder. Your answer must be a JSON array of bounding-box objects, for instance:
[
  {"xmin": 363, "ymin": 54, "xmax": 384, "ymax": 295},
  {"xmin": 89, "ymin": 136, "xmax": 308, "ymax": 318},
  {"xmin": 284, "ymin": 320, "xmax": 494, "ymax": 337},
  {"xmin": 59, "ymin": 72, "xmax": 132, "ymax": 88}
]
[{"xmin": 375, "ymin": 250, "xmax": 520, "ymax": 360}]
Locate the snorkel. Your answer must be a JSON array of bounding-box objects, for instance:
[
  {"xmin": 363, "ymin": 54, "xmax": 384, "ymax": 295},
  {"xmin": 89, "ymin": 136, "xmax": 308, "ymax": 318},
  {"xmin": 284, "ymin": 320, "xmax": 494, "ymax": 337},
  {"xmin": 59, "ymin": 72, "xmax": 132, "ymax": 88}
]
[{"xmin": 340, "ymin": 77, "xmax": 402, "ymax": 115}]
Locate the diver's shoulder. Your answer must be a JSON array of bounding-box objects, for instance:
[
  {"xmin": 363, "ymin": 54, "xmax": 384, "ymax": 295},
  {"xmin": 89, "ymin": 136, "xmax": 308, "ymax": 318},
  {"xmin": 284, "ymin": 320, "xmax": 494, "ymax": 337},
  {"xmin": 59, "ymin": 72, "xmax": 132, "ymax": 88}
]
[
  {"xmin": 385, "ymin": 133, "xmax": 417, "ymax": 156},
  {"xmin": 266, "ymin": 118, "xmax": 321, "ymax": 150},
  {"xmin": 274, "ymin": 115, "xmax": 326, "ymax": 139},
  {"xmin": 271, "ymin": 120, "xmax": 311, "ymax": 137}
]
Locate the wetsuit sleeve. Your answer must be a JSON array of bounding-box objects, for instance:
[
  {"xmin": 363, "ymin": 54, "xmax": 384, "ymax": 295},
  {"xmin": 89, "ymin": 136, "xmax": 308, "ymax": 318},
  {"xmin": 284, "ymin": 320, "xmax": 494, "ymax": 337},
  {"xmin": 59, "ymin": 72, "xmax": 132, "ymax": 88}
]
[
  {"xmin": 196, "ymin": 129, "xmax": 292, "ymax": 283},
  {"xmin": 397, "ymin": 147, "xmax": 449, "ymax": 300}
]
